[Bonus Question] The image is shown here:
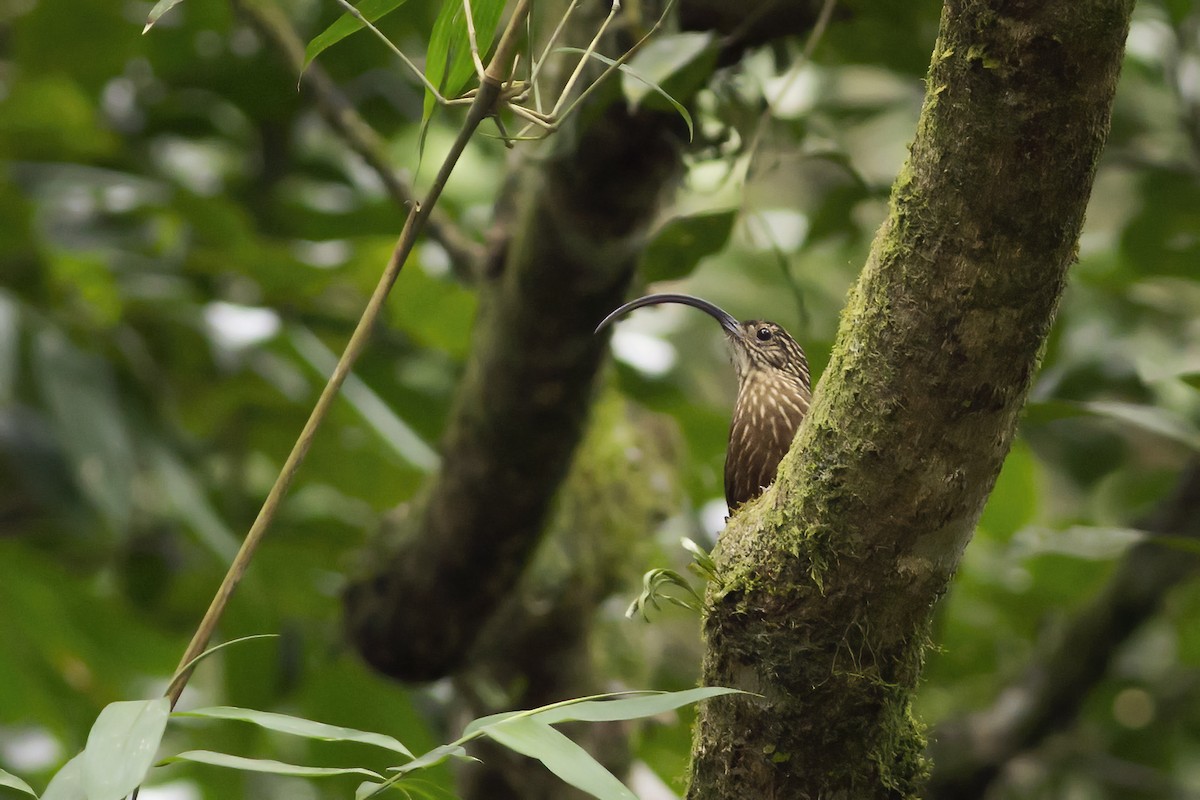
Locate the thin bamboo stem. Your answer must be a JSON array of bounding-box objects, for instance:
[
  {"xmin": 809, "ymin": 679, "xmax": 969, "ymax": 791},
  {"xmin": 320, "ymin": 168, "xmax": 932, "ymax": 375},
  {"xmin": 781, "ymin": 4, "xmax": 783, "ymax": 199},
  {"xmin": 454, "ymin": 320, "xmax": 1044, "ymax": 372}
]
[{"xmin": 166, "ymin": 0, "xmax": 533, "ymax": 708}]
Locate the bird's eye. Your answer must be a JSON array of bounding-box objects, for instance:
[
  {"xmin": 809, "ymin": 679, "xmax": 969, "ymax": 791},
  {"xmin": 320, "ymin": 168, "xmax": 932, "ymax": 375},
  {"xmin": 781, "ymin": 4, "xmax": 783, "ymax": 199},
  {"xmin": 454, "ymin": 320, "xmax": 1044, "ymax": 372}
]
[{"xmin": 756, "ymin": 327, "xmax": 772, "ymax": 341}]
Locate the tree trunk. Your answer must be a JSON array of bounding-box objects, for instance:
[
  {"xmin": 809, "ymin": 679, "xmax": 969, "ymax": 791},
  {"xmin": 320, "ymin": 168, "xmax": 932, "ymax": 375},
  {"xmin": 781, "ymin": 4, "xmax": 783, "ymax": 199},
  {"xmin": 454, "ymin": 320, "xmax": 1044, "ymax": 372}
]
[{"xmin": 687, "ymin": 2, "xmax": 1135, "ymax": 798}]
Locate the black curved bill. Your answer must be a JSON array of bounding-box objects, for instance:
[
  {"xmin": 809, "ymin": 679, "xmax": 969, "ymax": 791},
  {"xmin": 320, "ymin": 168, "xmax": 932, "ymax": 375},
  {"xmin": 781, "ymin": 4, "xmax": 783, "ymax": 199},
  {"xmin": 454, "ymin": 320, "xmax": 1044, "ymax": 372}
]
[{"xmin": 595, "ymin": 293, "xmax": 739, "ymax": 335}]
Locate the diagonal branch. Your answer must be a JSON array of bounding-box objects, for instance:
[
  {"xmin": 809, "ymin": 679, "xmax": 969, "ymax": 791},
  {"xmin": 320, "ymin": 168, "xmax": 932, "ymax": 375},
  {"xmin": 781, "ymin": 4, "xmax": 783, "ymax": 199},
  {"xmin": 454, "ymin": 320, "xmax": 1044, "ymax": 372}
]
[
  {"xmin": 165, "ymin": 0, "xmax": 531, "ymax": 708},
  {"xmin": 926, "ymin": 459, "xmax": 1200, "ymax": 800}
]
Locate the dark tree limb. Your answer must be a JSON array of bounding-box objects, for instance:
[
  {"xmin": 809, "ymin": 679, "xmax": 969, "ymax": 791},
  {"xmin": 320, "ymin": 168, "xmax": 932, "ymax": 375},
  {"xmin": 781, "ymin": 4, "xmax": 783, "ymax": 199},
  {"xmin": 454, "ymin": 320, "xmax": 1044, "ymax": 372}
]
[
  {"xmin": 687, "ymin": 2, "xmax": 1135, "ymax": 798},
  {"xmin": 927, "ymin": 459, "xmax": 1200, "ymax": 800},
  {"xmin": 342, "ymin": 100, "xmax": 688, "ymax": 680}
]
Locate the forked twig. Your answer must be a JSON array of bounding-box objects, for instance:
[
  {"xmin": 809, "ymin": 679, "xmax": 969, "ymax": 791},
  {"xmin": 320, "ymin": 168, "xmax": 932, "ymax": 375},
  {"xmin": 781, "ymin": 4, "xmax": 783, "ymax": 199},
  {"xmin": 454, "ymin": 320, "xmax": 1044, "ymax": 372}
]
[
  {"xmin": 553, "ymin": 0, "xmax": 676, "ymax": 124},
  {"xmin": 549, "ymin": 0, "xmax": 621, "ymax": 119},
  {"xmin": 528, "ymin": 0, "xmax": 582, "ymax": 102},
  {"xmin": 325, "ymin": 0, "xmax": 663, "ymax": 148}
]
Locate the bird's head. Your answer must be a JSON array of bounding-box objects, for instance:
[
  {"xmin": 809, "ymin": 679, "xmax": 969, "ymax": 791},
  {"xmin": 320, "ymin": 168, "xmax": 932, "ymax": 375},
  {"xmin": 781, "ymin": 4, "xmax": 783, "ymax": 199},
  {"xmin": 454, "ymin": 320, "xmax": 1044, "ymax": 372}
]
[{"xmin": 596, "ymin": 293, "xmax": 810, "ymax": 387}]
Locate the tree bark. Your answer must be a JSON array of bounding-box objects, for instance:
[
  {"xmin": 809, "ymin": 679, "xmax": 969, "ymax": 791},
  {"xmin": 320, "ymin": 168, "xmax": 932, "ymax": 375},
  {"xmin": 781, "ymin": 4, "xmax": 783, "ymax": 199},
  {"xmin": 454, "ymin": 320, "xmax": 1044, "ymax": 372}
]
[{"xmin": 687, "ymin": 2, "xmax": 1135, "ymax": 798}]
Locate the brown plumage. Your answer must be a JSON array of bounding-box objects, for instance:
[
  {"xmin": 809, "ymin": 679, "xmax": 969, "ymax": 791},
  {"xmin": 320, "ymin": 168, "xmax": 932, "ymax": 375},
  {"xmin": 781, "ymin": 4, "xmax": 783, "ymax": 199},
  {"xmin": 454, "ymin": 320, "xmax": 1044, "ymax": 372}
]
[{"xmin": 597, "ymin": 293, "xmax": 812, "ymax": 509}]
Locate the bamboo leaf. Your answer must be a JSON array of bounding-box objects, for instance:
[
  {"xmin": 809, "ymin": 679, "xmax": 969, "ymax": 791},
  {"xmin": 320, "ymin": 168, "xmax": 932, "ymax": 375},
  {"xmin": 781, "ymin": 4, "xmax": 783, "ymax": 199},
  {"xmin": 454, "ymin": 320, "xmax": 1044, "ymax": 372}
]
[
  {"xmin": 160, "ymin": 751, "xmax": 383, "ymax": 779},
  {"xmin": 176, "ymin": 706, "xmax": 413, "ymax": 757},
  {"xmin": 143, "ymin": 0, "xmax": 186, "ymax": 34},
  {"xmin": 620, "ymin": 32, "xmax": 715, "ymax": 114},
  {"xmin": 485, "ymin": 717, "xmax": 636, "ymax": 800},
  {"xmin": 422, "ymin": 0, "xmax": 507, "ymax": 127},
  {"xmin": 40, "ymin": 755, "xmax": 83, "ymax": 800},
  {"xmin": 389, "ymin": 744, "xmax": 474, "ymax": 776},
  {"xmin": 1025, "ymin": 399, "xmax": 1200, "ymax": 451},
  {"xmin": 82, "ymin": 699, "xmax": 170, "ymax": 800},
  {"xmin": 0, "ymin": 768, "xmax": 37, "ymax": 798},
  {"xmin": 305, "ymin": 0, "xmax": 414, "ymax": 68},
  {"xmin": 557, "ymin": 47, "xmax": 694, "ymax": 141},
  {"xmin": 530, "ymin": 686, "xmax": 744, "ymax": 725},
  {"xmin": 172, "ymin": 634, "xmax": 279, "ymax": 681},
  {"xmin": 464, "ymin": 687, "xmax": 744, "ymax": 736}
]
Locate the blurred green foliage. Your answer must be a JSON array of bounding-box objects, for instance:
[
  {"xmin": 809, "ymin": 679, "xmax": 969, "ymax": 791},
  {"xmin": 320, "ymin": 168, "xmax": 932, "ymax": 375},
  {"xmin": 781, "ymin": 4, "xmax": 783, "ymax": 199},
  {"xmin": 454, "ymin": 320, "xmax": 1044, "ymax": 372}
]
[{"xmin": 1, "ymin": 0, "xmax": 1199, "ymax": 797}]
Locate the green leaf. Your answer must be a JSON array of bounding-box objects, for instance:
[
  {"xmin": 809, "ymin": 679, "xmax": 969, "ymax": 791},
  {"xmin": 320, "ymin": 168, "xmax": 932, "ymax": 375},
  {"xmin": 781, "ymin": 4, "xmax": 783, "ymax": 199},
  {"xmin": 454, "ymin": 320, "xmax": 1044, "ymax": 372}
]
[
  {"xmin": 1161, "ymin": 0, "xmax": 1194, "ymax": 24},
  {"xmin": 355, "ymin": 782, "xmax": 386, "ymax": 800},
  {"xmin": 1121, "ymin": 169, "xmax": 1200, "ymax": 279},
  {"xmin": 682, "ymin": 537, "xmax": 721, "ymax": 584},
  {"xmin": 389, "ymin": 744, "xmax": 473, "ymax": 776},
  {"xmin": 1008, "ymin": 525, "xmax": 1145, "ymax": 562},
  {"xmin": 464, "ymin": 687, "xmax": 744, "ymax": 736},
  {"xmin": 1080, "ymin": 401, "xmax": 1200, "ymax": 449},
  {"xmin": 148, "ymin": 444, "xmax": 241, "ymax": 562},
  {"xmin": 557, "ymin": 47, "xmax": 694, "ymax": 141},
  {"xmin": 1152, "ymin": 535, "xmax": 1200, "ymax": 557},
  {"xmin": 485, "ymin": 717, "xmax": 636, "ymax": 800},
  {"xmin": 160, "ymin": 751, "xmax": 383, "ymax": 779},
  {"xmin": 0, "ymin": 768, "xmax": 37, "ymax": 798},
  {"xmin": 31, "ymin": 327, "xmax": 136, "ymax": 531},
  {"xmin": 41, "ymin": 755, "xmax": 84, "ymax": 800},
  {"xmin": 423, "ymin": 0, "xmax": 508, "ymax": 127},
  {"xmin": 304, "ymin": 0, "xmax": 414, "ymax": 68},
  {"xmin": 1010, "ymin": 525, "xmax": 1200, "ymax": 563},
  {"xmin": 641, "ymin": 210, "xmax": 737, "ymax": 282},
  {"xmin": 358, "ymin": 777, "xmax": 462, "ymax": 800},
  {"xmin": 620, "ymin": 32, "xmax": 716, "ymax": 114},
  {"xmin": 1025, "ymin": 399, "xmax": 1200, "ymax": 451},
  {"xmin": 977, "ymin": 440, "xmax": 1038, "ymax": 541},
  {"xmin": 290, "ymin": 327, "xmax": 440, "ymax": 470},
  {"xmin": 82, "ymin": 698, "xmax": 170, "ymax": 800},
  {"xmin": 533, "ymin": 687, "xmax": 743, "ymax": 725},
  {"xmin": 142, "ymin": 0, "xmax": 186, "ymax": 34},
  {"xmin": 626, "ymin": 568, "xmax": 703, "ymax": 621},
  {"xmin": 0, "ymin": 77, "xmax": 116, "ymax": 161},
  {"xmin": 176, "ymin": 706, "xmax": 414, "ymax": 757},
  {"xmin": 170, "ymin": 634, "xmax": 280, "ymax": 681}
]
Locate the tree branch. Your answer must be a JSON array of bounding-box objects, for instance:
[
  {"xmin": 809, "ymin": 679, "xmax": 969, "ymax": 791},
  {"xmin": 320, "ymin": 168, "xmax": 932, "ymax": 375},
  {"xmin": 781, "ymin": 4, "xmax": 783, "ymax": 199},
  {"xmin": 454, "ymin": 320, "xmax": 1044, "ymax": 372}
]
[
  {"xmin": 342, "ymin": 94, "xmax": 689, "ymax": 679},
  {"xmin": 926, "ymin": 459, "xmax": 1200, "ymax": 800},
  {"xmin": 687, "ymin": 1, "xmax": 1135, "ymax": 798}
]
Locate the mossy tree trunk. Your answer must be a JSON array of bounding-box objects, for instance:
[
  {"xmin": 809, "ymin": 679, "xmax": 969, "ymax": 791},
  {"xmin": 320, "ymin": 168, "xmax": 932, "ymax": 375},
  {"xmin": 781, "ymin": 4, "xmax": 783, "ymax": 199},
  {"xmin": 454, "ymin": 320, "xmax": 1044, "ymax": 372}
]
[{"xmin": 686, "ymin": 2, "xmax": 1135, "ymax": 798}]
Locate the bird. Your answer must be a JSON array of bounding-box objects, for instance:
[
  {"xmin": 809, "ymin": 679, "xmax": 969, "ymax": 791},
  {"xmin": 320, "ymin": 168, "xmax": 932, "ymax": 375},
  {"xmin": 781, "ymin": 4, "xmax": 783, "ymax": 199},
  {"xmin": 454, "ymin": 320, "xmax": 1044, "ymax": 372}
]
[{"xmin": 596, "ymin": 293, "xmax": 812, "ymax": 510}]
